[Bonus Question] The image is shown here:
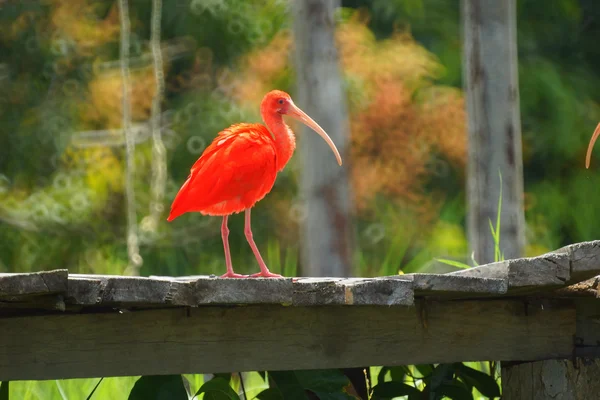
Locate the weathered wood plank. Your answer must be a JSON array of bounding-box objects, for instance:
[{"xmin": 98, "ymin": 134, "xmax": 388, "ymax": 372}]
[
  {"xmin": 0, "ymin": 269, "xmax": 67, "ymax": 298},
  {"xmin": 292, "ymin": 278, "xmax": 413, "ymax": 306},
  {"xmin": 502, "ymin": 359, "xmax": 600, "ymax": 399},
  {"xmin": 67, "ymin": 276, "xmax": 185, "ymax": 307},
  {"xmin": 553, "ymin": 240, "xmax": 600, "ymax": 282},
  {"xmin": 448, "ymin": 253, "xmax": 570, "ymax": 289},
  {"xmin": 407, "ymin": 273, "xmax": 508, "ymax": 298},
  {"xmin": 449, "ymin": 241, "xmax": 600, "ymax": 293},
  {"xmin": 574, "ymin": 298, "xmax": 600, "ymax": 358},
  {"xmin": 0, "ymin": 299, "xmax": 575, "ymax": 381},
  {"xmin": 187, "ymin": 277, "xmax": 293, "ymax": 305},
  {"xmin": 150, "ymin": 276, "xmax": 414, "ymax": 306}
]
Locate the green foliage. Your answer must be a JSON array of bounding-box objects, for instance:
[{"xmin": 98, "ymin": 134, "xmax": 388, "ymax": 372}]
[
  {"xmin": 117, "ymin": 368, "xmax": 500, "ymax": 400},
  {"xmin": 265, "ymin": 370, "xmax": 357, "ymax": 400},
  {"xmin": 437, "ymin": 172, "xmax": 504, "ymax": 269},
  {"xmin": 85, "ymin": 378, "xmax": 103, "ymax": 400},
  {"xmin": 373, "ymin": 364, "xmax": 500, "ymax": 399},
  {"xmin": 194, "ymin": 377, "xmax": 240, "ymax": 400},
  {"xmin": 371, "ymin": 382, "xmax": 422, "ymax": 399},
  {"xmin": 128, "ymin": 375, "xmax": 189, "ymax": 400},
  {"xmin": 0, "ymin": 381, "xmax": 8, "ymax": 400}
]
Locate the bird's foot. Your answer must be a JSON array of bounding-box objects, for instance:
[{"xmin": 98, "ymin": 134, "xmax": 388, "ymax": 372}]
[
  {"xmin": 250, "ymin": 270, "xmax": 284, "ymax": 278},
  {"xmin": 220, "ymin": 271, "xmax": 248, "ymax": 278}
]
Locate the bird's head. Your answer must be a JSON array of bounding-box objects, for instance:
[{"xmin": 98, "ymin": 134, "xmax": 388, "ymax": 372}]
[{"xmin": 261, "ymin": 90, "xmax": 342, "ymax": 166}]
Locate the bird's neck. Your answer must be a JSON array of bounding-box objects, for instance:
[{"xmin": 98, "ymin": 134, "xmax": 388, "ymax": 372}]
[{"xmin": 263, "ymin": 112, "xmax": 296, "ymax": 171}]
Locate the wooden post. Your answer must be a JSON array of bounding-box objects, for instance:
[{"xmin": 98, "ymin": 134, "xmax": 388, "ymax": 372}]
[
  {"xmin": 502, "ymin": 360, "xmax": 600, "ymax": 399},
  {"xmin": 292, "ymin": 0, "xmax": 354, "ymax": 277},
  {"xmin": 462, "ymin": 0, "xmax": 525, "ymax": 264}
]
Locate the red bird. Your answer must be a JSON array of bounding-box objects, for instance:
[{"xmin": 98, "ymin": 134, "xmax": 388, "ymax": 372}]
[{"xmin": 167, "ymin": 90, "xmax": 342, "ymax": 278}]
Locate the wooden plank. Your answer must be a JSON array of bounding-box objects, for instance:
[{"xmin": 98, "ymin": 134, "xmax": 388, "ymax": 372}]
[
  {"xmin": 0, "ymin": 299, "xmax": 575, "ymax": 381},
  {"xmin": 407, "ymin": 273, "xmax": 507, "ymax": 298},
  {"xmin": 553, "ymin": 240, "xmax": 600, "ymax": 282},
  {"xmin": 188, "ymin": 277, "xmax": 293, "ymax": 305},
  {"xmin": 67, "ymin": 276, "xmax": 186, "ymax": 307},
  {"xmin": 448, "ymin": 253, "xmax": 570, "ymax": 289},
  {"xmin": 151, "ymin": 276, "xmax": 413, "ymax": 306},
  {"xmin": 292, "ymin": 278, "xmax": 413, "ymax": 306},
  {"xmin": 0, "ymin": 269, "xmax": 67, "ymax": 298},
  {"xmin": 449, "ymin": 241, "xmax": 600, "ymax": 294},
  {"xmin": 502, "ymin": 359, "xmax": 600, "ymax": 399},
  {"xmin": 574, "ymin": 298, "xmax": 600, "ymax": 358}
]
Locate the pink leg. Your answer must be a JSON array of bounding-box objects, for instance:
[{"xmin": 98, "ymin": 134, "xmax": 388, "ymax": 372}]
[
  {"xmin": 244, "ymin": 208, "xmax": 283, "ymax": 278},
  {"xmin": 220, "ymin": 215, "xmax": 246, "ymax": 278}
]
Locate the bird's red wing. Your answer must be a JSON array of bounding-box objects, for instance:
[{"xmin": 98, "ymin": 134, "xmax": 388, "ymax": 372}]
[{"xmin": 168, "ymin": 124, "xmax": 277, "ymax": 219}]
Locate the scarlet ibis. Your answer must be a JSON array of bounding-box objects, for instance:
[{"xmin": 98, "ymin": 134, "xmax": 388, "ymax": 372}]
[
  {"xmin": 586, "ymin": 122, "xmax": 600, "ymax": 168},
  {"xmin": 167, "ymin": 90, "xmax": 342, "ymax": 278}
]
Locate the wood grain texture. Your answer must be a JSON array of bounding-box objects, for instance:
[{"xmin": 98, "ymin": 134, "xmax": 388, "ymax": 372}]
[
  {"xmin": 0, "ymin": 299, "xmax": 575, "ymax": 381},
  {"xmin": 292, "ymin": 0, "xmax": 355, "ymax": 277},
  {"xmin": 0, "ymin": 240, "xmax": 598, "ymax": 313},
  {"xmin": 449, "ymin": 241, "xmax": 600, "ymax": 293},
  {"xmin": 409, "ymin": 273, "xmax": 507, "ymax": 298},
  {"xmin": 67, "ymin": 275, "xmax": 414, "ymax": 306},
  {"xmin": 463, "ymin": 0, "xmax": 525, "ymax": 264},
  {"xmin": 0, "ymin": 269, "xmax": 67, "ymax": 298},
  {"xmin": 502, "ymin": 359, "xmax": 600, "ymax": 400}
]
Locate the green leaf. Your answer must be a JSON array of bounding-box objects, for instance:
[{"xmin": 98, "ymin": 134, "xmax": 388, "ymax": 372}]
[
  {"xmin": 257, "ymin": 371, "xmax": 267, "ymax": 381},
  {"xmin": 268, "ymin": 371, "xmax": 308, "ymax": 400},
  {"xmin": 455, "ymin": 363, "xmax": 500, "ymax": 398},
  {"xmin": 377, "ymin": 367, "xmax": 390, "ymax": 384},
  {"xmin": 435, "ymin": 258, "xmax": 471, "ymax": 269},
  {"xmin": 0, "ymin": 381, "xmax": 8, "ymax": 400},
  {"xmin": 214, "ymin": 373, "xmax": 233, "ymax": 383},
  {"xmin": 294, "ymin": 369, "xmax": 349, "ymax": 393},
  {"xmin": 371, "ymin": 382, "xmax": 422, "ymax": 400},
  {"xmin": 389, "ymin": 366, "xmax": 410, "ymax": 381},
  {"xmin": 85, "ymin": 378, "xmax": 104, "ymax": 400},
  {"xmin": 269, "ymin": 370, "xmax": 357, "ymax": 400},
  {"xmin": 488, "ymin": 219, "xmax": 497, "ymax": 242},
  {"xmin": 413, "ymin": 364, "xmax": 434, "ymax": 379},
  {"xmin": 435, "ymin": 382, "xmax": 473, "ymax": 400},
  {"xmin": 255, "ymin": 388, "xmax": 285, "ymax": 400},
  {"xmin": 429, "ymin": 364, "xmax": 454, "ymax": 391},
  {"xmin": 294, "ymin": 369, "xmax": 356, "ymax": 400},
  {"xmin": 378, "ymin": 366, "xmax": 410, "ymax": 383},
  {"xmin": 128, "ymin": 375, "xmax": 189, "ymax": 400},
  {"xmin": 194, "ymin": 377, "xmax": 241, "ymax": 400},
  {"xmin": 470, "ymin": 251, "xmax": 479, "ymax": 267}
]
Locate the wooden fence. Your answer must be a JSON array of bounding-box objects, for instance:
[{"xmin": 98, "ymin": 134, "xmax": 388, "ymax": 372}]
[{"xmin": 2, "ymin": 241, "xmax": 600, "ymax": 397}]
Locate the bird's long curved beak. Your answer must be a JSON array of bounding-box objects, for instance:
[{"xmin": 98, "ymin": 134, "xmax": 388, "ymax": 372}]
[
  {"xmin": 287, "ymin": 101, "xmax": 343, "ymax": 166},
  {"xmin": 586, "ymin": 122, "xmax": 600, "ymax": 169}
]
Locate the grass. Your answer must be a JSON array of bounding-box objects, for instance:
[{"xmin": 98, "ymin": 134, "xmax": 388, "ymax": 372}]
[{"xmin": 437, "ymin": 171, "xmax": 504, "ymax": 269}]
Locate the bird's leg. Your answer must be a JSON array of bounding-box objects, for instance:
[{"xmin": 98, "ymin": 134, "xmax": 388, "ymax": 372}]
[
  {"xmin": 244, "ymin": 208, "xmax": 283, "ymax": 278},
  {"xmin": 220, "ymin": 215, "xmax": 246, "ymax": 278}
]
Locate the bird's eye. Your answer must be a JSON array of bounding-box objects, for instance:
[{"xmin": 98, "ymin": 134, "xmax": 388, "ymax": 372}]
[{"xmin": 277, "ymin": 99, "xmax": 285, "ymax": 105}]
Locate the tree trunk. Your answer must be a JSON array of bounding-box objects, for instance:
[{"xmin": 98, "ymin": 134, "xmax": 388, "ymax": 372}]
[
  {"xmin": 502, "ymin": 359, "xmax": 600, "ymax": 399},
  {"xmin": 292, "ymin": 0, "xmax": 354, "ymax": 277},
  {"xmin": 462, "ymin": 0, "xmax": 525, "ymax": 264}
]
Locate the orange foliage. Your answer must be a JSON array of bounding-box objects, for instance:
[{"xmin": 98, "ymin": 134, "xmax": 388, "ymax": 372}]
[
  {"xmin": 82, "ymin": 69, "xmax": 156, "ymax": 127},
  {"xmin": 222, "ymin": 12, "xmax": 467, "ymax": 216},
  {"xmin": 49, "ymin": 0, "xmax": 119, "ymax": 55}
]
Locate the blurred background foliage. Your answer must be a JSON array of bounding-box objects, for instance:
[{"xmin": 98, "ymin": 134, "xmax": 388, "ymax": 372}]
[
  {"xmin": 2, "ymin": 0, "xmax": 600, "ymax": 398},
  {"xmin": 1, "ymin": 0, "xmax": 599, "ymax": 278}
]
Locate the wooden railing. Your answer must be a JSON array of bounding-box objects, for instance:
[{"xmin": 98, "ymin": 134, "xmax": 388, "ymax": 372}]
[{"xmin": 1, "ymin": 241, "xmax": 600, "ymax": 392}]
